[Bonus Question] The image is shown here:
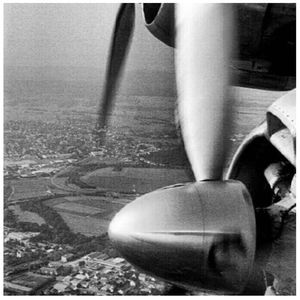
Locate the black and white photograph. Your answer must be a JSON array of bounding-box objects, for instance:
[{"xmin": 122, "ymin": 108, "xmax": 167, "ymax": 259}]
[{"xmin": 3, "ymin": 2, "xmax": 296, "ymax": 296}]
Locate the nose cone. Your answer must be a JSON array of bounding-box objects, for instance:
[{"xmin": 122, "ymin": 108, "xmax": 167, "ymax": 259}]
[
  {"xmin": 109, "ymin": 182, "xmax": 203, "ymax": 243},
  {"xmin": 109, "ymin": 183, "xmax": 204, "ymax": 277},
  {"xmin": 109, "ymin": 180, "xmax": 256, "ymax": 294}
]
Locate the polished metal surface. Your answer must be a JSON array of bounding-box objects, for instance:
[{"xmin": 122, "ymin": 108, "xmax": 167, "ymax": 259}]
[{"xmin": 109, "ymin": 180, "xmax": 256, "ymax": 294}]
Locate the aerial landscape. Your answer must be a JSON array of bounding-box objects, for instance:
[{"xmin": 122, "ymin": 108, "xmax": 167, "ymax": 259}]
[
  {"xmin": 4, "ymin": 3, "xmax": 294, "ymax": 296},
  {"xmin": 3, "ymin": 69, "xmax": 286, "ymax": 295}
]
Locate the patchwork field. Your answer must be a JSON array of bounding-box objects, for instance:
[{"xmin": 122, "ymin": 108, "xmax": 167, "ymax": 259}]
[
  {"xmin": 80, "ymin": 167, "xmax": 192, "ymax": 194},
  {"xmin": 6, "ymin": 178, "xmax": 53, "ymax": 202},
  {"xmin": 54, "ymin": 203, "xmax": 105, "ymax": 216},
  {"xmin": 10, "ymin": 205, "xmax": 46, "ymax": 225},
  {"xmin": 44, "ymin": 195, "xmax": 125, "ymax": 236},
  {"xmin": 57, "ymin": 212, "xmax": 108, "ymax": 237}
]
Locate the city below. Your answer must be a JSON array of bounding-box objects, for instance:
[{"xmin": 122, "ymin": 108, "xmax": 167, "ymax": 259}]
[
  {"xmin": 4, "ymin": 81, "xmax": 284, "ymax": 295},
  {"xmin": 4, "ymin": 99, "xmax": 194, "ymax": 295}
]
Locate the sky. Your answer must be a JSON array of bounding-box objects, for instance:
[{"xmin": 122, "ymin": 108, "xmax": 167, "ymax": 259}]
[{"xmin": 4, "ymin": 3, "xmax": 175, "ymax": 73}]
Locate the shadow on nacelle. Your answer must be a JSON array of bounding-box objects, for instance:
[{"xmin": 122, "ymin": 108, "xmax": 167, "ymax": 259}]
[{"xmin": 143, "ymin": 3, "xmax": 296, "ymax": 91}]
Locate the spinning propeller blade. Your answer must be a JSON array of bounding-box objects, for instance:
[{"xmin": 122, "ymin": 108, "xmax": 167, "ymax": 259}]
[
  {"xmin": 108, "ymin": 4, "xmax": 258, "ymax": 294},
  {"xmin": 176, "ymin": 4, "xmax": 235, "ymax": 181},
  {"xmin": 96, "ymin": 3, "xmax": 135, "ymax": 142}
]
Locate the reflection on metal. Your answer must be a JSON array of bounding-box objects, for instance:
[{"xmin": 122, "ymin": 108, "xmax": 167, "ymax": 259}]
[{"xmin": 109, "ymin": 180, "xmax": 256, "ymax": 294}]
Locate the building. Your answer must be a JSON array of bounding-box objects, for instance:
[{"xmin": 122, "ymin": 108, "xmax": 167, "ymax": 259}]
[
  {"xmin": 52, "ymin": 282, "xmax": 69, "ymax": 293},
  {"xmin": 48, "ymin": 261, "xmax": 63, "ymax": 268},
  {"xmin": 40, "ymin": 266, "xmax": 63, "ymax": 276},
  {"xmin": 86, "ymin": 261, "xmax": 103, "ymax": 270},
  {"xmin": 62, "ymin": 275, "xmax": 72, "ymax": 283},
  {"xmin": 5, "ymin": 231, "xmax": 39, "ymax": 242},
  {"xmin": 61, "ymin": 253, "xmax": 74, "ymax": 263},
  {"xmin": 75, "ymin": 274, "xmax": 87, "ymax": 281},
  {"xmin": 70, "ymin": 278, "xmax": 82, "ymax": 289}
]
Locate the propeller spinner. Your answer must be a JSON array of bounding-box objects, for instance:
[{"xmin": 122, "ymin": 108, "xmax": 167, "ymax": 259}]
[{"xmin": 109, "ymin": 180, "xmax": 255, "ymax": 294}]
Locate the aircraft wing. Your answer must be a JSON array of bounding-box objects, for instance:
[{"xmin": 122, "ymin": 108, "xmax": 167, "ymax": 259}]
[{"xmin": 142, "ymin": 3, "xmax": 296, "ymax": 91}]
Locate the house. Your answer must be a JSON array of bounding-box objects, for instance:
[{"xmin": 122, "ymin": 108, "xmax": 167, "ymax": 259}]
[
  {"xmin": 86, "ymin": 261, "xmax": 102, "ymax": 270},
  {"xmin": 37, "ymin": 243, "xmax": 47, "ymax": 249},
  {"xmin": 48, "ymin": 261, "xmax": 63, "ymax": 268},
  {"xmin": 112, "ymin": 257, "xmax": 125, "ymax": 264},
  {"xmin": 75, "ymin": 274, "xmax": 86, "ymax": 281},
  {"xmin": 80, "ymin": 281, "xmax": 89, "ymax": 289},
  {"xmin": 52, "ymin": 282, "xmax": 68, "ymax": 293},
  {"xmin": 61, "ymin": 253, "xmax": 74, "ymax": 263},
  {"xmin": 70, "ymin": 278, "xmax": 82, "ymax": 289},
  {"xmin": 86, "ymin": 252, "xmax": 108, "ymax": 261},
  {"xmin": 40, "ymin": 266, "xmax": 63, "ymax": 276},
  {"xmin": 16, "ymin": 250, "xmax": 23, "ymax": 258},
  {"xmin": 62, "ymin": 275, "xmax": 72, "ymax": 283}
]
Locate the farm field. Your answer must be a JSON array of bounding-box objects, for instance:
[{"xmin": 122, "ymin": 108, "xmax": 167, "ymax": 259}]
[
  {"xmin": 6, "ymin": 178, "xmax": 53, "ymax": 202},
  {"xmin": 80, "ymin": 167, "xmax": 192, "ymax": 194},
  {"xmin": 44, "ymin": 195, "xmax": 125, "ymax": 236},
  {"xmin": 57, "ymin": 212, "xmax": 108, "ymax": 236},
  {"xmin": 10, "ymin": 205, "xmax": 46, "ymax": 225}
]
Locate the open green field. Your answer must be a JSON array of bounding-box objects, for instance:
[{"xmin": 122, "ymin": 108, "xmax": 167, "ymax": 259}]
[
  {"xmin": 80, "ymin": 167, "xmax": 192, "ymax": 194},
  {"xmin": 44, "ymin": 195, "xmax": 124, "ymax": 236},
  {"xmin": 10, "ymin": 205, "xmax": 46, "ymax": 225},
  {"xmin": 6, "ymin": 178, "xmax": 53, "ymax": 202}
]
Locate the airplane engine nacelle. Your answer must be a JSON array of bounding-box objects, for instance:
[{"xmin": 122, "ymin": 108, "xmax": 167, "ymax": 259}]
[
  {"xmin": 109, "ymin": 90, "xmax": 296, "ymax": 295},
  {"xmin": 227, "ymin": 89, "xmax": 296, "ymax": 199}
]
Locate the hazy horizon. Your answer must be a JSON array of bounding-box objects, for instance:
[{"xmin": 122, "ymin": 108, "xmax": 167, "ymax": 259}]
[
  {"xmin": 4, "ymin": 3, "xmax": 176, "ymax": 95},
  {"xmin": 4, "ymin": 4, "xmax": 175, "ymax": 77}
]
